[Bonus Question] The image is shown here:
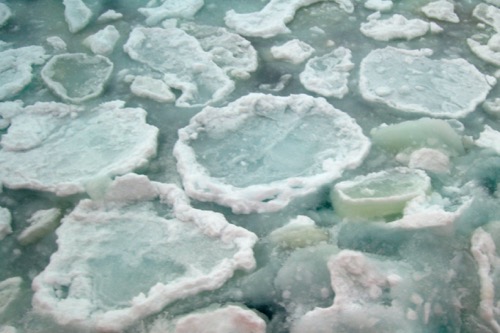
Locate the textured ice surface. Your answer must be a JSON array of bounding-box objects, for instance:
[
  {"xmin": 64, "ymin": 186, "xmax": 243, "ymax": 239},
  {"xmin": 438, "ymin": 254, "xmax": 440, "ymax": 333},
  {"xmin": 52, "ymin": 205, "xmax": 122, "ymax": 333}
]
[
  {"xmin": 271, "ymin": 39, "xmax": 314, "ymax": 64},
  {"xmin": 32, "ymin": 174, "xmax": 257, "ymax": 332},
  {"xmin": 63, "ymin": 0, "xmax": 92, "ymax": 33},
  {"xmin": 269, "ymin": 215, "xmax": 328, "ymax": 248},
  {"xmin": 476, "ymin": 125, "xmax": 500, "ymax": 154},
  {"xmin": 421, "ymin": 0, "xmax": 459, "ymax": 23},
  {"xmin": 360, "ymin": 47, "xmax": 496, "ymax": 118},
  {"xmin": 174, "ymin": 93, "xmax": 370, "ymax": 213},
  {"xmin": 139, "ymin": 0, "xmax": 204, "ymax": 26},
  {"xmin": 17, "ymin": 208, "xmax": 61, "ymax": 246},
  {"xmin": 124, "ymin": 26, "xmax": 234, "ymax": 107},
  {"xmin": 41, "ymin": 53, "xmax": 113, "ymax": 103},
  {"xmin": 0, "ymin": 207, "xmax": 11, "ymax": 241},
  {"xmin": 0, "ymin": 46, "xmax": 48, "ymax": 101},
  {"xmin": 360, "ymin": 14, "xmax": 430, "ymax": 41},
  {"xmin": 0, "ymin": 101, "xmax": 158, "ymax": 196},
  {"xmin": 0, "ymin": 3, "xmax": 11, "ymax": 28},
  {"xmin": 299, "ymin": 47, "xmax": 354, "ymax": 98},
  {"xmin": 83, "ymin": 25, "xmax": 120, "ymax": 56}
]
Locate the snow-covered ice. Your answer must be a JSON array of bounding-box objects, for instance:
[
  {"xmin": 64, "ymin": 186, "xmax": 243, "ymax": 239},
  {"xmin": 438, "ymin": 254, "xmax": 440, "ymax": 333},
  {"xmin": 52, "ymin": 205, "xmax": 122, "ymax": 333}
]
[
  {"xmin": 476, "ymin": 125, "xmax": 500, "ymax": 154},
  {"xmin": 130, "ymin": 76, "xmax": 176, "ymax": 103},
  {"xmin": 63, "ymin": 0, "xmax": 92, "ymax": 33},
  {"xmin": 421, "ymin": 0, "xmax": 459, "ymax": 23},
  {"xmin": 271, "ymin": 39, "xmax": 314, "ymax": 64}
]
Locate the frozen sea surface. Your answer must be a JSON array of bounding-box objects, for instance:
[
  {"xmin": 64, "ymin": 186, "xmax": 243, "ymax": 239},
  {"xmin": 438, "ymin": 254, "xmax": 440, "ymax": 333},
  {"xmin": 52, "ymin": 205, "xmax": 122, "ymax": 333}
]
[{"xmin": 1, "ymin": 1, "xmax": 500, "ymax": 333}]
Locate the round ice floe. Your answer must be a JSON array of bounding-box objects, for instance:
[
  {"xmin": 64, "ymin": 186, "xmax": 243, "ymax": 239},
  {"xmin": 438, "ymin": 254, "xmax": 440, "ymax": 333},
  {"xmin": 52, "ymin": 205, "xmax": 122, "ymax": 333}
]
[
  {"xmin": 0, "ymin": 46, "xmax": 48, "ymax": 101},
  {"xmin": 0, "ymin": 3, "xmax": 12, "ymax": 28},
  {"xmin": 331, "ymin": 167, "xmax": 431, "ymax": 218},
  {"xmin": 360, "ymin": 14, "xmax": 430, "ymax": 41},
  {"xmin": 139, "ymin": 0, "xmax": 204, "ymax": 26},
  {"xmin": 82, "ymin": 25, "xmax": 120, "ymax": 56},
  {"xmin": 0, "ymin": 101, "xmax": 158, "ymax": 196},
  {"xmin": 359, "ymin": 47, "xmax": 496, "ymax": 118},
  {"xmin": 124, "ymin": 26, "xmax": 234, "ymax": 107},
  {"xmin": 299, "ymin": 47, "xmax": 354, "ymax": 98},
  {"xmin": 41, "ymin": 53, "xmax": 113, "ymax": 103},
  {"xmin": 174, "ymin": 93, "xmax": 370, "ymax": 214},
  {"xmin": 32, "ymin": 174, "xmax": 257, "ymax": 332},
  {"xmin": 271, "ymin": 39, "xmax": 314, "ymax": 64}
]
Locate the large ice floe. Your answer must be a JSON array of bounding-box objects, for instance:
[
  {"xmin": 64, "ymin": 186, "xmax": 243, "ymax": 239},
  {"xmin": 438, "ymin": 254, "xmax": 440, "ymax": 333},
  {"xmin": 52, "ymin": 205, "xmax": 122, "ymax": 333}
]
[
  {"xmin": 124, "ymin": 26, "xmax": 235, "ymax": 107},
  {"xmin": 31, "ymin": 174, "xmax": 257, "ymax": 332},
  {"xmin": 174, "ymin": 93, "xmax": 370, "ymax": 213},
  {"xmin": 0, "ymin": 101, "xmax": 158, "ymax": 196},
  {"xmin": 359, "ymin": 47, "xmax": 496, "ymax": 118}
]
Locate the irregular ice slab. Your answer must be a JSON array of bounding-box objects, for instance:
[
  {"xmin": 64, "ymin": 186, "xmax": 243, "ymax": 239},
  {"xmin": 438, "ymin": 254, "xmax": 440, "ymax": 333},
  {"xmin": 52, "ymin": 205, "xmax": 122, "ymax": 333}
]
[
  {"xmin": 63, "ymin": 0, "xmax": 92, "ymax": 33},
  {"xmin": 421, "ymin": 0, "xmax": 459, "ymax": 23},
  {"xmin": 0, "ymin": 277, "xmax": 22, "ymax": 315},
  {"xmin": 360, "ymin": 47, "xmax": 496, "ymax": 118},
  {"xmin": 476, "ymin": 125, "xmax": 500, "ymax": 154},
  {"xmin": 180, "ymin": 23, "xmax": 258, "ymax": 80},
  {"xmin": 0, "ymin": 3, "xmax": 12, "ymax": 28},
  {"xmin": 174, "ymin": 93, "xmax": 370, "ymax": 214},
  {"xmin": 473, "ymin": 4, "xmax": 500, "ymax": 31},
  {"xmin": 83, "ymin": 25, "xmax": 120, "ymax": 56},
  {"xmin": 124, "ymin": 27, "xmax": 234, "ymax": 107},
  {"xmin": 0, "ymin": 46, "xmax": 47, "ymax": 101},
  {"xmin": 139, "ymin": 0, "xmax": 204, "ymax": 26},
  {"xmin": 269, "ymin": 215, "xmax": 328, "ymax": 249},
  {"xmin": 41, "ymin": 53, "xmax": 113, "ymax": 103},
  {"xmin": 371, "ymin": 118, "xmax": 465, "ymax": 156},
  {"xmin": 130, "ymin": 76, "xmax": 175, "ymax": 103},
  {"xmin": 32, "ymin": 174, "xmax": 257, "ymax": 332},
  {"xmin": 0, "ymin": 207, "xmax": 12, "ymax": 240},
  {"xmin": 271, "ymin": 39, "xmax": 314, "ymax": 64},
  {"xmin": 225, "ymin": 0, "xmax": 353, "ymax": 39},
  {"xmin": 331, "ymin": 167, "xmax": 431, "ymax": 218},
  {"xmin": 364, "ymin": 0, "xmax": 393, "ymax": 12},
  {"xmin": 0, "ymin": 326, "xmax": 16, "ymax": 333},
  {"xmin": 468, "ymin": 35, "xmax": 500, "ymax": 67},
  {"xmin": 17, "ymin": 208, "xmax": 62, "ymax": 246},
  {"xmin": 97, "ymin": 10, "xmax": 123, "ymax": 23},
  {"xmin": 299, "ymin": 47, "xmax": 354, "ymax": 99},
  {"xmin": 0, "ymin": 101, "xmax": 158, "ymax": 196},
  {"xmin": 360, "ymin": 14, "xmax": 430, "ymax": 41}
]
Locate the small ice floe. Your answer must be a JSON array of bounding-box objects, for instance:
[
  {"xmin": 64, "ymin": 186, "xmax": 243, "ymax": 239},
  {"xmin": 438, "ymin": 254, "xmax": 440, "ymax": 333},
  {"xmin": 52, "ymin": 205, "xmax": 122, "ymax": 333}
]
[
  {"xmin": 139, "ymin": 0, "xmax": 204, "ymax": 26},
  {"xmin": 17, "ymin": 208, "xmax": 62, "ymax": 246},
  {"xmin": 468, "ymin": 33, "xmax": 500, "ymax": 67},
  {"xmin": 0, "ymin": 277, "xmax": 22, "ymax": 316},
  {"xmin": 180, "ymin": 22, "xmax": 258, "ymax": 80},
  {"xmin": 0, "ymin": 101, "xmax": 158, "ymax": 196},
  {"xmin": 269, "ymin": 215, "xmax": 329, "ymax": 249},
  {"xmin": 360, "ymin": 13, "xmax": 430, "ymax": 41},
  {"xmin": 83, "ymin": 25, "xmax": 120, "ymax": 56},
  {"xmin": 421, "ymin": 0, "xmax": 459, "ymax": 23},
  {"xmin": 407, "ymin": 148, "xmax": 450, "ymax": 174},
  {"xmin": 476, "ymin": 125, "xmax": 500, "ymax": 155},
  {"xmin": 271, "ymin": 39, "xmax": 315, "ymax": 64},
  {"xmin": 0, "ymin": 207, "xmax": 12, "ymax": 241},
  {"xmin": 360, "ymin": 47, "xmax": 496, "ymax": 118},
  {"xmin": 63, "ymin": 0, "xmax": 92, "ymax": 33},
  {"xmin": 97, "ymin": 10, "xmax": 123, "ymax": 23},
  {"xmin": 299, "ymin": 47, "xmax": 354, "ymax": 98},
  {"xmin": 364, "ymin": 0, "xmax": 393, "ymax": 12},
  {"xmin": 0, "ymin": 3, "xmax": 12, "ymax": 28},
  {"xmin": 473, "ymin": 3, "xmax": 500, "ymax": 31},
  {"xmin": 130, "ymin": 76, "xmax": 176, "ymax": 103},
  {"xmin": 174, "ymin": 93, "xmax": 370, "ymax": 214},
  {"xmin": 124, "ymin": 26, "xmax": 234, "ymax": 107},
  {"xmin": 41, "ymin": 53, "xmax": 113, "ymax": 103},
  {"xmin": 32, "ymin": 174, "xmax": 257, "ymax": 332},
  {"xmin": 0, "ymin": 46, "xmax": 48, "ymax": 101},
  {"xmin": 45, "ymin": 36, "xmax": 67, "ymax": 52},
  {"xmin": 331, "ymin": 167, "xmax": 431, "ymax": 219}
]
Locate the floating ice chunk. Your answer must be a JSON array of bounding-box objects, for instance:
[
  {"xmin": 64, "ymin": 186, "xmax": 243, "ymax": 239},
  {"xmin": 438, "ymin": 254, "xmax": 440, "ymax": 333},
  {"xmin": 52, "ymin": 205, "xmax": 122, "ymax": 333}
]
[
  {"xmin": 97, "ymin": 10, "xmax": 123, "ymax": 23},
  {"xmin": 371, "ymin": 118, "xmax": 465, "ymax": 156},
  {"xmin": 0, "ymin": 101, "xmax": 158, "ymax": 196},
  {"xmin": 468, "ymin": 36, "xmax": 500, "ymax": 67},
  {"xmin": 180, "ymin": 23, "xmax": 258, "ymax": 80},
  {"xmin": 174, "ymin": 93, "xmax": 370, "ymax": 214},
  {"xmin": 41, "ymin": 53, "xmax": 113, "ymax": 103},
  {"xmin": 159, "ymin": 305, "xmax": 267, "ymax": 333},
  {"xmin": 429, "ymin": 21, "xmax": 444, "ymax": 33},
  {"xmin": 271, "ymin": 39, "xmax": 315, "ymax": 64},
  {"xmin": 0, "ymin": 207, "xmax": 12, "ymax": 241},
  {"xmin": 139, "ymin": 0, "xmax": 204, "ymax": 26},
  {"xmin": 83, "ymin": 25, "xmax": 120, "ymax": 56},
  {"xmin": 46, "ymin": 36, "xmax": 67, "ymax": 52},
  {"xmin": 0, "ymin": 277, "xmax": 22, "ymax": 315},
  {"xmin": 130, "ymin": 76, "xmax": 175, "ymax": 103},
  {"xmin": 360, "ymin": 47, "xmax": 496, "ymax": 118},
  {"xmin": 360, "ymin": 14, "xmax": 430, "ymax": 41},
  {"xmin": 364, "ymin": 0, "xmax": 393, "ymax": 12},
  {"xmin": 408, "ymin": 148, "xmax": 450, "ymax": 174},
  {"xmin": 259, "ymin": 74, "xmax": 292, "ymax": 92},
  {"xmin": 421, "ymin": 0, "xmax": 459, "ymax": 23},
  {"xmin": 270, "ymin": 215, "xmax": 328, "ymax": 248},
  {"xmin": 63, "ymin": 0, "xmax": 92, "ymax": 33},
  {"xmin": 331, "ymin": 167, "xmax": 431, "ymax": 218},
  {"xmin": 0, "ymin": 46, "xmax": 48, "ymax": 101},
  {"xmin": 0, "ymin": 3, "xmax": 12, "ymax": 28},
  {"xmin": 483, "ymin": 98, "xmax": 500, "ymax": 117},
  {"xmin": 32, "ymin": 176, "xmax": 257, "ymax": 332},
  {"xmin": 476, "ymin": 125, "xmax": 500, "ymax": 154},
  {"xmin": 473, "ymin": 3, "xmax": 500, "ymax": 31},
  {"xmin": 0, "ymin": 326, "xmax": 16, "ymax": 333},
  {"xmin": 299, "ymin": 47, "xmax": 354, "ymax": 99},
  {"xmin": 124, "ymin": 27, "xmax": 234, "ymax": 107},
  {"xmin": 17, "ymin": 208, "xmax": 62, "ymax": 246}
]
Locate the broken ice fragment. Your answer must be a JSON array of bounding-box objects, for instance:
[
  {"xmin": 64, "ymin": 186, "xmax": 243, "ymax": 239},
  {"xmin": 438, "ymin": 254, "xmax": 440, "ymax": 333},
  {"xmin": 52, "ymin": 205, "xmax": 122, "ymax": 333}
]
[
  {"xmin": 174, "ymin": 93, "xmax": 370, "ymax": 213},
  {"xmin": 17, "ymin": 208, "xmax": 62, "ymax": 246},
  {"xmin": 124, "ymin": 27, "xmax": 234, "ymax": 107},
  {"xmin": 473, "ymin": 3, "xmax": 500, "ymax": 31},
  {"xmin": 97, "ymin": 10, "xmax": 123, "ymax": 23},
  {"xmin": 83, "ymin": 25, "xmax": 120, "ymax": 56},
  {"xmin": 0, "ymin": 101, "xmax": 158, "ymax": 196},
  {"xmin": 0, "ymin": 3, "xmax": 12, "ymax": 28},
  {"xmin": 360, "ymin": 14, "xmax": 430, "ymax": 41},
  {"xmin": 0, "ymin": 207, "xmax": 12, "ymax": 240},
  {"xmin": 0, "ymin": 277, "xmax": 22, "ymax": 315},
  {"xmin": 139, "ymin": 0, "xmax": 204, "ymax": 26},
  {"xmin": 130, "ymin": 76, "xmax": 176, "ymax": 103},
  {"xmin": 364, "ymin": 0, "xmax": 393, "ymax": 12},
  {"xmin": 32, "ymin": 175, "xmax": 257, "ymax": 332},
  {"xmin": 41, "ymin": 53, "xmax": 113, "ymax": 103},
  {"xmin": 360, "ymin": 47, "xmax": 495, "ymax": 118},
  {"xmin": 408, "ymin": 148, "xmax": 450, "ymax": 174},
  {"xmin": 299, "ymin": 47, "xmax": 354, "ymax": 99},
  {"xmin": 483, "ymin": 98, "xmax": 500, "ymax": 117},
  {"xmin": 269, "ymin": 215, "xmax": 329, "ymax": 248},
  {"xmin": 468, "ymin": 36, "xmax": 500, "ymax": 67},
  {"xmin": 63, "ymin": 0, "xmax": 92, "ymax": 33},
  {"xmin": 46, "ymin": 36, "xmax": 67, "ymax": 52},
  {"xmin": 476, "ymin": 125, "xmax": 500, "ymax": 155},
  {"xmin": 271, "ymin": 39, "xmax": 314, "ymax": 64},
  {"xmin": 421, "ymin": 1, "xmax": 459, "ymax": 23},
  {"xmin": 331, "ymin": 167, "xmax": 431, "ymax": 218},
  {"xmin": 0, "ymin": 46, "xmax": 48, "ymax": 101}
]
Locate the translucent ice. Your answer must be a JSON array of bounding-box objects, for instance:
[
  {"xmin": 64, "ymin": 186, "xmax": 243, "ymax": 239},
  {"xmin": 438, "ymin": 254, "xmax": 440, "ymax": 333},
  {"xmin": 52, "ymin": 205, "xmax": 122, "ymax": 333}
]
[
  {"xmin": 130, "ymin": 76, "xmax": 176, "ymax": 103},
  {"xmin": 269, "ymin": 215, "xmax": 329, "ymax": 248}
]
